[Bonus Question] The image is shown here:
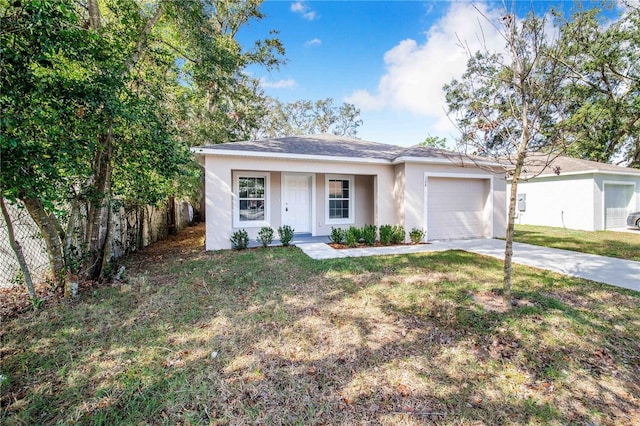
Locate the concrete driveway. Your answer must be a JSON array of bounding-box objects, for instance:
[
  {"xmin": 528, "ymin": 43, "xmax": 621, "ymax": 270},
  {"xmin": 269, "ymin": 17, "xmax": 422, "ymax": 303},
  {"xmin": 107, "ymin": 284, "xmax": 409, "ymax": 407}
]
[{"xmin": 297, "ymin": 239, "xmax": 640, "ymax": 293}]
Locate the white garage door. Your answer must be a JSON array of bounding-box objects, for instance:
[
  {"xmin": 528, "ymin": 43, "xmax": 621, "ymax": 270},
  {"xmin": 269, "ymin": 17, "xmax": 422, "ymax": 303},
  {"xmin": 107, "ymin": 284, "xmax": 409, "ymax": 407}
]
[
  {"xmin": 604, "ymin": 184, "xmax": 633, "ymax": 229},
  {"xmin": 427, "ymin": 177, "xmax": 488, "ymax": 240}
]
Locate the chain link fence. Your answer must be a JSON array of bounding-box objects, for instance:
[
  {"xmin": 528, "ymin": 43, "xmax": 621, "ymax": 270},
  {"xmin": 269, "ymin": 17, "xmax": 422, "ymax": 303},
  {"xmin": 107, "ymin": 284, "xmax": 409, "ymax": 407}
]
[
  {"xmin": 1, "ymin": 198, "xmax": 193, "ymax": 288},
  {"xmin": 0, "ymin": 202, "xmax": 50, "ymax": 288}
]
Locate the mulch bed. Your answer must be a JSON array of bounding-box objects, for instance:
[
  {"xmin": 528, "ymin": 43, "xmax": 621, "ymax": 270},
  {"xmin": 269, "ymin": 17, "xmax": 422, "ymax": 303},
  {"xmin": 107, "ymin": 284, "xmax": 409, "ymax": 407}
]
[{"xmin": 328, "ymin": 242, "xmax": 429, "ymax": 249}]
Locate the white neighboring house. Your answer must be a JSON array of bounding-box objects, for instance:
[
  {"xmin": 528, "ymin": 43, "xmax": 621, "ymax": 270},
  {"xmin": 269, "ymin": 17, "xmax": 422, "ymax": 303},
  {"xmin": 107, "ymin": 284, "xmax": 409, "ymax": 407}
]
[
  {"xmin": 191, "ymin": 135, "xmax": 508, "ymax": 250},
  {"xmin": 509, "ymin": 155, "xmax": 640, "ymax": 231}
]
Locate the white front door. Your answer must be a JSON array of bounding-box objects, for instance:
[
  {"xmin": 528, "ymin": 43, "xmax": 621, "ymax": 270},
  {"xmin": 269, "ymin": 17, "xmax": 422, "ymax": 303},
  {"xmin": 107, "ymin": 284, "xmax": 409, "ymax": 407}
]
[{"xmin": 283, "ymin": 174, "xmax": 312, "ymax": 233}]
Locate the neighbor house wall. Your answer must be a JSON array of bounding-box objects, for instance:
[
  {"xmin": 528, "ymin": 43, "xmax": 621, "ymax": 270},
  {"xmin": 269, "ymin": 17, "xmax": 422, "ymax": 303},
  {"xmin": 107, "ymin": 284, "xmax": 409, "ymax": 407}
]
[{"xmin": 509, "ymin": 174, "xmax": 595, "ymax": 231}]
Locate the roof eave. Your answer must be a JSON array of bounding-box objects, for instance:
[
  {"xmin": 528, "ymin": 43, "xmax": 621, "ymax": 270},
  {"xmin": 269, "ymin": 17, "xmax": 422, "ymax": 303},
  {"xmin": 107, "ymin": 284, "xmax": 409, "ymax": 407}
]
[
  {"xmin": 510, "ymin": 169, "xmax": 640, "ymax": 181},
  {"xmin": 392, "ymin": 156, "xmax": 504, "ymax": 168},
  {"xmin": 190, "ymin": 147, "xmax": 391, "ymax": 164}
]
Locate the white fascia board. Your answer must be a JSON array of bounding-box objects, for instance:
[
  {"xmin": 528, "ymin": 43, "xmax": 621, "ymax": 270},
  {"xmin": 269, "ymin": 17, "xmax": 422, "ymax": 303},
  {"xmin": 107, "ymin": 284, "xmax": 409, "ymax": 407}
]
[
  {"xmin": 512, "ymin": 170, "xmax": 640, "ymax": 181},
  {"xmin": 393, "ymin": 156, "xmax": 504, "ymax": 168},
  {"xmin": 190, "ymin": 147, "xmax": 390, "ymax": 165}
]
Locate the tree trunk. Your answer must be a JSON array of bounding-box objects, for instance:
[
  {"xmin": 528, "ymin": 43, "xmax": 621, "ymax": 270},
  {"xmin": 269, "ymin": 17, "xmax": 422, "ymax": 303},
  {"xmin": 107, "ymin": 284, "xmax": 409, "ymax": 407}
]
[
  {"xmin": 1, "ymin": 197, "xmax": 37, "ymax": 299},
  {"xmin": 99, "ymin": 199, "xmax": 114, "ymax": 278},
  {"xmin": 167, "ymin": 196, "xmax": 176, "ymax": 235},
  {"xmin": 85, "ymin": 130, "xmax": 113, "ymax": 280},
  {"xmin": 22, "ymin": 197, "xmax": 68, "ymax": 295},
  {"xmin": 504, "ymin": 109, "xmax": 530, "ymax": 307}
]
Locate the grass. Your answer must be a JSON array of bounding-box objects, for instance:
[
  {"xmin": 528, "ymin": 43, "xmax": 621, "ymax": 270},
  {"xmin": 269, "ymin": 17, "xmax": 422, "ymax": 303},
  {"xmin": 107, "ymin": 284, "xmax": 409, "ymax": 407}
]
[
  {"xmin": 513, "ymin": 224, "xmax": 640, "ymax": 261},
  {"xmin": 2, "ymin": 224, "xmax": 639, "ymax": 425}
]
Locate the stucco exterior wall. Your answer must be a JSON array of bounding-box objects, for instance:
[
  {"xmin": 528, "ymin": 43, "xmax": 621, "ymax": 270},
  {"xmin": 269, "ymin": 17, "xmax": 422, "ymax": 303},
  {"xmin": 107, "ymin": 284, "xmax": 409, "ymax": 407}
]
[
  {"xmin": 509, "ymin": 174, "xmax": 596, "ymax": 231},
  {"xmin": 403, "ymin": 163, "xmax": 506, "ymax": 239},
  {"xmin": 493, "ymin": 175, "xmax": 507, "ymax": 239},
  {"xmin": 393, "ymin": 164, "xmax": 405, "ymax": 228},
  {"xmin": 355, "ymin": 175, "xmax": 375, "ymax": 226},
  {"xmin": 203, "ymin": 154, "xmax": 507, "ymax": 250},
  {"xmin": 204, "ymin": 155, "xmax": 397, "ymax": 250},
  {"xmin": 402, "ymin": 163, "xmax": 425, "ymax": 239}
]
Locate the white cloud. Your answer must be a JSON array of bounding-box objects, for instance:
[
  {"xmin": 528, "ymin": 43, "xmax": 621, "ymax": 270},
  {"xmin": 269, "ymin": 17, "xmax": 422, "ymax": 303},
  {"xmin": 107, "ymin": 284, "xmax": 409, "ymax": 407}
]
[
  {"xmin": 291, "ymin": 1, "xmax": 318, "ymax": 21},
  {"xmin": 260, "ymin": 78, "xmax": 297, "ymax": 89},
  {"xmin": 345, "ymin": 2, "xmax": 507, "ymax": 139},
  {"xmin": 304, "ymin": 38, "xmax": 322, "ymax": 47}
]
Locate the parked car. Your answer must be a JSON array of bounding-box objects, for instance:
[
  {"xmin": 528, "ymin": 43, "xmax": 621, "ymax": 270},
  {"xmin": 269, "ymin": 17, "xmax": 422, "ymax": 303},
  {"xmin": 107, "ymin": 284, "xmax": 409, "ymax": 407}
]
[{"xmin": 627, "ymin": 212, "xmax": 640, "ymax": 229}]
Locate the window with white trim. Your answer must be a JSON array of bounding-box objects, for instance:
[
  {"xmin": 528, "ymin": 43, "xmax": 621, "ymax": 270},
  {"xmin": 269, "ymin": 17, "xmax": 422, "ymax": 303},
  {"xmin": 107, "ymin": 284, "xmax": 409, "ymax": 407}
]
[
  {"xmin": 326, "ymin": 175, "xmax": 353, "ymax": 224},
  {"xmin": 234, "ymin": 172, "xmax": 270, "ymax": 227}
]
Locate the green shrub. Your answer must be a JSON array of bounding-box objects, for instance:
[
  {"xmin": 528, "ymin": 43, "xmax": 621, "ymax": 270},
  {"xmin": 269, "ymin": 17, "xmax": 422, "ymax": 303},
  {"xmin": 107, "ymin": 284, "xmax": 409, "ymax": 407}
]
[
  {"xmin": 390, "ymin": 225, "xmax": 405, "ymax": 244},
  {"xmin": 345, "ymin": 227, "xmax": 359, "ymax": 248},
  {"xmin": 409, "ymin": 228, "xmax": 425, "ymax": 244},
  {"xmin": 379, "ymin": 224, "xmax": 393, "ymax": 245},
  {"xmin": 278, "ymin": 225, "xmax": 295, "ymax": 247},
  {"xmin": 230, "ymin": 229, "xmax": 249, "ymax": 250},
  {"xmin": 257, "ymin": 227, "xmax": 274, "ymax": 248},
  {"xmin": 329, "ymin": 227, "xmax": 345, "ymax": 244},
  {"xmin": 361, "ymin": 224, "xmax": 377, "ymax": 246},
  {"xmin": 347, "ymin": 226, "xmax": 362, "ymax": 242}
]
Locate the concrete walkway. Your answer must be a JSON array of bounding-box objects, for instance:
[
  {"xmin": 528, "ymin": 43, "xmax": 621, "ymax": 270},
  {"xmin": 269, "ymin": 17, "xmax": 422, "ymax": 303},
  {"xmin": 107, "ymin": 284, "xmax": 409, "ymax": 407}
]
[{"xmin": 296, "ymin": 239, "xmax": 640, "ymax": 293}]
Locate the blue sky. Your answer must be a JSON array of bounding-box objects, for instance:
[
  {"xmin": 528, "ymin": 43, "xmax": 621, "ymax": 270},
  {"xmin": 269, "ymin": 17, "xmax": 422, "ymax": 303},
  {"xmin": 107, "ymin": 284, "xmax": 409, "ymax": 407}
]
[{"xmin": 237, "ymin": 1, "xmax": 623, "ymax": 147}]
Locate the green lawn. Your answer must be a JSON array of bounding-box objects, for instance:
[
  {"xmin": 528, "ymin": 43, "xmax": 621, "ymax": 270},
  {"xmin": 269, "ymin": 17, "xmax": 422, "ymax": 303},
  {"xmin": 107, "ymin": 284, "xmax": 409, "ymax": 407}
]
[
  {"xmin": 513, "ymin": 224, "xmax": 640, "ymax": 261},
  {"xmin": 2, "ymin": 225, "xmax": 639, "ymax": 425}
]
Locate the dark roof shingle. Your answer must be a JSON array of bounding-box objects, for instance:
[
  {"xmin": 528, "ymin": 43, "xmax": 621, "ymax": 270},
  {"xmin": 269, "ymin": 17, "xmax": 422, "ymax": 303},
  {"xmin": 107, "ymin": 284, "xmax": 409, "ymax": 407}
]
[
  {"xmin": 198, "ymin": 134, "xmax": 402, "ymax": 160},
  {"xmin": 194, "ymin": 134, "xmax": 499, "ymax": 165}
]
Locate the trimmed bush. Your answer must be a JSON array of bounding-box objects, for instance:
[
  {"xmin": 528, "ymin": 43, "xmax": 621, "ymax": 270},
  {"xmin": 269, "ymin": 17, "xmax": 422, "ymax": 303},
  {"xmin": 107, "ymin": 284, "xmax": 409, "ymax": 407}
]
[
  {"xmin": 409, "ymin": 228, "xmax": 426, "ymax": 244},
  {"xmin": 257, "ymin": 227, "xmax": 274, "ymax": 248},
  {"xmin": 379, "ymin": 224, "xmax": 393, "ymax": 246},
  {"xmin": 345, "ymin": 227, "xmax": 359, "ymax": 248},
  {"xmin": 390, "ymin": 225, "xmax": 405, "ymax": 244},
  {"xmin": 362, "ymin": 224, "xmax": 377, "ymax": 246},
  {"xmin": 329, "ymin": 227, "xmax": 345, "ymax": 244},
  {"xmin": 278, "ymin": 225, "xmax": 295, "ymax": 247},
  {"xmin": 230, "ymin": 229, "xmax": 249, "ymax": 250},
  {"xmin": 347, "ymin": 226, "xmax": 362, "ymax": 242}
]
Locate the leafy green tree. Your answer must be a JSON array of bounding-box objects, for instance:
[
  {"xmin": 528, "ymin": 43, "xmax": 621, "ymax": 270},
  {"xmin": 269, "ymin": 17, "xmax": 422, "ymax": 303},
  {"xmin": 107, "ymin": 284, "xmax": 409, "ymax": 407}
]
[
  {"xmin": 556, "ymin": 4, "xmax": 639, "ymax": 167},
  {"xmin": 1, "ymin": 0, "xmax": 284, "ymax": 294},
  {"xmin": 419, "ymin": 135, "xmax": 447, "ymax": 149},
  {"xmin": 444, "ymin": 10, "xmax": 572, "ymax": 307},
  {"xmin": 254, "ymin": 97, "xmax": 363, "ymax": 138},
  {"xmin": 1, "ymin": 0, "xmax": 97, "ymax": 293}
]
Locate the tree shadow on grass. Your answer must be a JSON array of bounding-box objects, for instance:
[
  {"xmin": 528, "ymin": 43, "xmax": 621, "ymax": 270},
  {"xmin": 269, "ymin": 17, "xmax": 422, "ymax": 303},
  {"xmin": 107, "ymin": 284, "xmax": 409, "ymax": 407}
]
[{"xmin": 2, "ymin": 229, "xmax": 639, "ymax": 425}]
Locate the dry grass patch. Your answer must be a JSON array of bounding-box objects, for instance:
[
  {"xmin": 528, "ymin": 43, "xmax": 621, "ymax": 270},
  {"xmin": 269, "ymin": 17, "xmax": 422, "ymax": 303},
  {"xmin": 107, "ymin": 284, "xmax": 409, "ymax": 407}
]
[{"xmin": 2, "ymin": 224, "xmax": 639, "ymax": 425}]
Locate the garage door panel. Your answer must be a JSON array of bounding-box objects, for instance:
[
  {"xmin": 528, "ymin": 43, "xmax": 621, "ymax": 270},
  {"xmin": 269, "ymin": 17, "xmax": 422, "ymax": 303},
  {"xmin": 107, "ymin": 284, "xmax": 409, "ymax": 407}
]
[
  {"xmin": 604, "ymin": 184, "xmax": 633, "ymax": 229},
  {"xmin": 427, "ymin": 178, "xmax": 487, "ymax": 240}
]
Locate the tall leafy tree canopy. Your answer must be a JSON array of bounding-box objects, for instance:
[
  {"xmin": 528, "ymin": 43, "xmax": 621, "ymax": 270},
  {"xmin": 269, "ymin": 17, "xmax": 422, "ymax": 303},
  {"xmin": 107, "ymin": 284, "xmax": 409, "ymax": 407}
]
[
  {"xmin": 254, "ymin": 97, "xmax": 363, "ymax": 139},
  {"xmin": 558, "ymin": 4, "xmax": 640, "ymax": 167},
  {"xmin": 0, "ymin": 0, "xmax": 284, "ymax": 291}
]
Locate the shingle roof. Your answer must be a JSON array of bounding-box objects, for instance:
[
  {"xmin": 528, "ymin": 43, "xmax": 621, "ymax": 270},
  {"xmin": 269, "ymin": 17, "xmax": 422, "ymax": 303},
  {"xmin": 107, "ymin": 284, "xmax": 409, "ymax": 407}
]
[
  {"xmin": 520, "ymin": 154, "xmax": 640, "ymax": 178},
  {"xmin": 195, "ymin": 134, "xmax": 402, "ymax": 160},
  {"xmin": 192, "ymin": 134, "xmax": 499, "ymax": 165}
]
